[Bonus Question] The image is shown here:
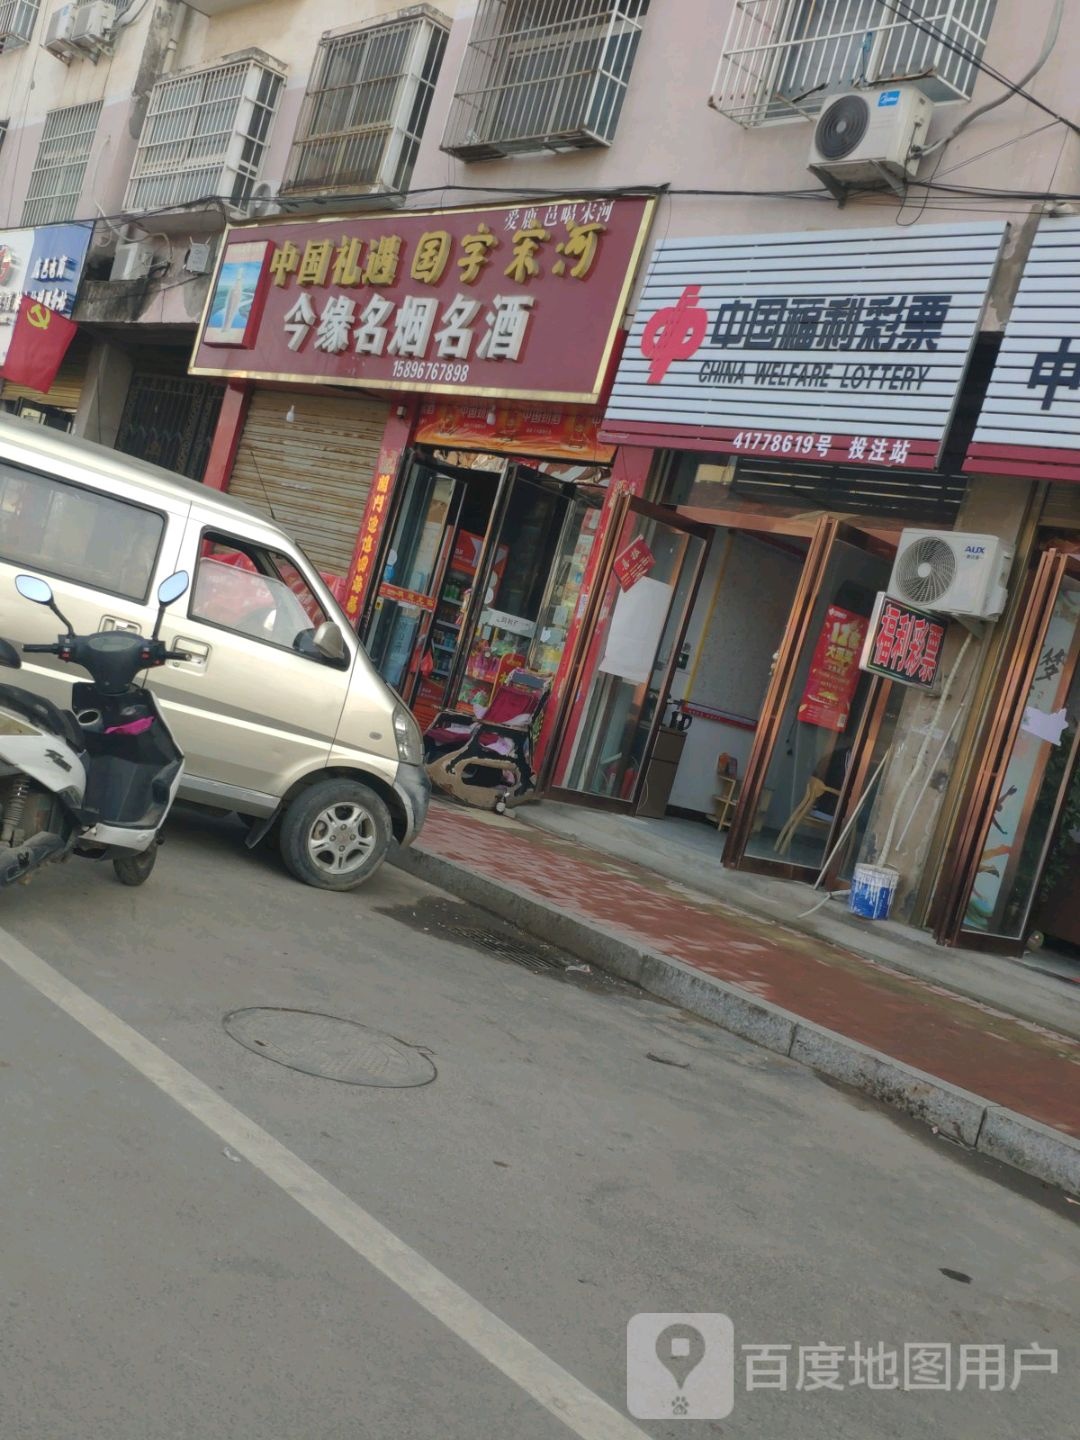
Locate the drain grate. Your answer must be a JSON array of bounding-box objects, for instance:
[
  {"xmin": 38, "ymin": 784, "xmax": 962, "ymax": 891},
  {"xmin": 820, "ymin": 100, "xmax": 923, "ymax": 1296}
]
[
  {"xmin": 223, "ymin": 1008, "xmax": 436, "ymax": 1087},
  {"xmin": 435, "ymin": 922, "xmax": 564, "ymax": 974},
  {"xmin": 375, "ymin": 895, "xmax": 641, "ymax": 998}
]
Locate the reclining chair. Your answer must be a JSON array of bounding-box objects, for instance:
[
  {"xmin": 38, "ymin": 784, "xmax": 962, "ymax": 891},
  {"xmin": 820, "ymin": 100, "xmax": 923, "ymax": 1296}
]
[{"xmin": 424, "ymin": 670, "xmax": 549, "ymax": 812}]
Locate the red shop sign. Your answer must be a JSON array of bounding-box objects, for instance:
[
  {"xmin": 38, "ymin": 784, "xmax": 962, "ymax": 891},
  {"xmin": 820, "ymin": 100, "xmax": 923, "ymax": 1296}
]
[
  {"xmin": 613, "ymin": 536, "xmax": 656, "ymax": 591},
  {"xmin": 859, "ymin": 593, "xmax": 947, "ymax": 691},
  {"xmin": 192, "ymin": 198, "xmax": 655, "ymax": 405},
  {"xmin": 798, "ymin": 605, "xmax": 869, "ymax": 731}
]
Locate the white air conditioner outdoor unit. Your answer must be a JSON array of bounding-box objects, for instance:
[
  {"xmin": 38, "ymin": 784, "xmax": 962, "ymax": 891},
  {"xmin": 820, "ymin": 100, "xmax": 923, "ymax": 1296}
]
[
  {"xmin": 71, "ymin": 0, "xmax": 116, "ymax": 53},
  {"xmin": 808, "ymin": 85, "xmax": 933, "ymax": 199},
  {"xmin": 888, "ymin": 531, "xmax": 1014, "ymax": 621},
  {"xmin": 110, "ymin": 238, "xmax": 154, "ymax": 282},
  {"xmin": 245, "ymin": 182, "xmax": 280, "ymax": 219},
  {"xmin": 44, "ymin": 3, "xmax": 79, "ymax": 60}
]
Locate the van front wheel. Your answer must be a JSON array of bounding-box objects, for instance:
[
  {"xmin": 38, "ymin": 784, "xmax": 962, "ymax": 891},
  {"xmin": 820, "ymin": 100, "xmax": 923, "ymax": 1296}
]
[{"xmin": 279, "ymin": 780, "xmax": 392, "ymax": 891}]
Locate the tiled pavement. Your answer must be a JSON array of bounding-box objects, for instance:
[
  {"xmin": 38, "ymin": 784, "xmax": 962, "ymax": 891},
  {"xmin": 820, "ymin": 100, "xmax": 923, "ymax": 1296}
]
[{"xmin": 411, "ymin": 803, "xmax": 1080, "ymax": 1141}]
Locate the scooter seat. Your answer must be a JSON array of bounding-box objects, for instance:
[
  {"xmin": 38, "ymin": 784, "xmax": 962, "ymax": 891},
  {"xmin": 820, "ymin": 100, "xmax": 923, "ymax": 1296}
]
[{"xmin": 0, "ymin": 684, "xmax": 84, "ymax": 753}]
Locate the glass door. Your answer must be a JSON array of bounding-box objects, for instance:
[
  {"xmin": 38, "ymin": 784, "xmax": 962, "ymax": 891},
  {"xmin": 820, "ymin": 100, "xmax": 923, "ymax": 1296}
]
[
  {"xmin": 552, "ymin": 498, "xmax": 710, "ymax": 809},
  {"xmin": 363, "ymin": 459, "xmax": 465, "ymax": 719},
  {"xmin": 447, "ymin": 466, "xmax": 570, "ymax": 716},
  {"xmin": 951, "ymin": 557, "xmax": 1080, "ymax": 951},
  {"xmin": 725, "ymin": 519, "xmax": 895, "ymax": 879}
]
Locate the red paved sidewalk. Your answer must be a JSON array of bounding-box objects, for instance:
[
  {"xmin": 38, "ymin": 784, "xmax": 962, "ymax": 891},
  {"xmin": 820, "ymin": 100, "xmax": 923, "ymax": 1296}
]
[{"xmin": 415, "ymin": 804, "xmax": 1080, "ymax": 1140}]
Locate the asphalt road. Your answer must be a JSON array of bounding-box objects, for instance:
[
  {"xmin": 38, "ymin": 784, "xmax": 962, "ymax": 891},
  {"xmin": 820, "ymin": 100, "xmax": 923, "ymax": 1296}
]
[{"xmin": 0, "ymin": 806, "xmax": 1076, "ymax": 1439}]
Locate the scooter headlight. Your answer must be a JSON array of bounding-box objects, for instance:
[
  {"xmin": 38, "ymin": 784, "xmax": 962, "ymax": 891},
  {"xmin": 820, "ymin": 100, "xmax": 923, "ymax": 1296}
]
[{"xmin": 393, "ymin": 705, "xmax": 423, "ymax": 765}]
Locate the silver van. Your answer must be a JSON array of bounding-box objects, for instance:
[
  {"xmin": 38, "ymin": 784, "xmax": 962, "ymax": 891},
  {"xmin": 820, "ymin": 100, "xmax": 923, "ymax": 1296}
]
[{"xmin": 0, "ymin": 416, "xmax": 429, "ymax": 889}]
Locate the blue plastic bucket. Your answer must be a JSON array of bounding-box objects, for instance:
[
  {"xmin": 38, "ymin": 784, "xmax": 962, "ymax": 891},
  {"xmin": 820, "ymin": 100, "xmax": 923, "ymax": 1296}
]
[{"xmin": 849, "ymin": 864, "xmax": 900, "ymax": 921}]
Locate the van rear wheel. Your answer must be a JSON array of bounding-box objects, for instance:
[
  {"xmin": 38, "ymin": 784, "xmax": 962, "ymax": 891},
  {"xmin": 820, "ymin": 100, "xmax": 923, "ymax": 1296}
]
[{"xmin": 279, "ymin": 780, "xmax": 391, "ymax": 891}]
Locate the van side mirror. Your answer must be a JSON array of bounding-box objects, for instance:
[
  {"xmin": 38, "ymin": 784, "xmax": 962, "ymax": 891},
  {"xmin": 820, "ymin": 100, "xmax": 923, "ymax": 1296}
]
[
  {"xmin": 152, "ymin": 570, "xmax": 190, "ymax": 638},
  {"xmin": 312, "ymin": 620, "xmax": 347, "ymax": 664},
  {"xmin": 0, "ymin": 638, "xmax": 21, "ymax": 669}
]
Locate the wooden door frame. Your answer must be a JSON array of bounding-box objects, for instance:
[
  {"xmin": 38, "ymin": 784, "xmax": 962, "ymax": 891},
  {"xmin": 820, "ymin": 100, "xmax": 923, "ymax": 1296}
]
[
  {"xmin": 723, "ymin": 518, "xmax": 895, "ymax": 878},
  {"xmin": 932, "ymin": 548, "xmax": 1080, "ymax": 949}
]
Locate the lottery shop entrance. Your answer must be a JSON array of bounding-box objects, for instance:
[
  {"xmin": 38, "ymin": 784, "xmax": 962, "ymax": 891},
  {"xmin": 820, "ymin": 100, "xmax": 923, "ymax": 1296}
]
[
  {"xmin": 361, "ymin": 449, "xmax": 604, "ymax": 732},
  {"xmin": 548, "ymin": 500, "xmax": 902, "ymax": 885}
]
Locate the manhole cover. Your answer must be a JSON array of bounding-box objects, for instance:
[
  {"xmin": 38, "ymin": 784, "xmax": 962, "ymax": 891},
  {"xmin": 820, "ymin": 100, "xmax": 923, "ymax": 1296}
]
[{"xmin": 223, "ymin": 1008, "xmax": 436, "ymax": 1088}]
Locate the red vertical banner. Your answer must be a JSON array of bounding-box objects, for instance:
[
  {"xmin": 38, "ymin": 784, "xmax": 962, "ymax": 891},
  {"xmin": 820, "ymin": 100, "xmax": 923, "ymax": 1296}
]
[
  {"xmin": 797, "ymin": 605, "xmax": 869, "ymax": 731},
  {"xmin": 342, "ymin": 402, "xmax": 416, "ymax": 625}
]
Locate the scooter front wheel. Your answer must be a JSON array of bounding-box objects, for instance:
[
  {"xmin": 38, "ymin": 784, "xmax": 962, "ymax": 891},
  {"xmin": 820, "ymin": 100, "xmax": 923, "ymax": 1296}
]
[{"xmin": 113, "ymin": 842, "xmax": 158, "ymax": 886}]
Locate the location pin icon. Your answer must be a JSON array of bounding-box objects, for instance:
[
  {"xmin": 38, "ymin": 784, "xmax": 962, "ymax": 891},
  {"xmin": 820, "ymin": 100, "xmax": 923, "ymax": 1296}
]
[{"xmin": 655, "ymin": 1322, "xmax": 706, "ymax": 1391}]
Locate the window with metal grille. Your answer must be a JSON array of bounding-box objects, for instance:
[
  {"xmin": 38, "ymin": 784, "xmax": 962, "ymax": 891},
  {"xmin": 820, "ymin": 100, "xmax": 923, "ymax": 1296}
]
[
  {"xmin": 713, "ymin": 0, "xmax": 997, "ymax": 127},
  {"xmin": 125, "ymin": 55, "xmax": 283, "ymax": 213},
  {"xmin": 284, "ymin": 11, "xmax": 448, "ymax": 195},
  {"xmin": 442, "ymin": 0, "xmax": 649, "ymax": 160},
  {"xmin": 0, "ymin": 0, "xmax": 40, "ymax": 51},
  {"xmin": 21, "ymin": 102, "xmax": 101, "ymax": 227}
]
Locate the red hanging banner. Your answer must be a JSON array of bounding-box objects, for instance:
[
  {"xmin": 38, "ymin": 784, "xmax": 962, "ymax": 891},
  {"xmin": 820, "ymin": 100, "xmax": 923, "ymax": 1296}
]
[{"xmin": 797, "ymin": 605, "xmax": 869, "ymax": 731}]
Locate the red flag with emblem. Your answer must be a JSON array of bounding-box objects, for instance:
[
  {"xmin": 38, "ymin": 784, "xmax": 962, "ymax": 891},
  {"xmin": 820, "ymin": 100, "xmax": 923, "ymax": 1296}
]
[{"xmin": 1, "ymin": 295, "xmax": 77, "ymax": 392}]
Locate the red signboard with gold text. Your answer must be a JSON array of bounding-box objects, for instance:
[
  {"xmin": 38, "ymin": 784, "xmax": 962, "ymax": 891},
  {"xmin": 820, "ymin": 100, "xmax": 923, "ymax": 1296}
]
[
  {"xmin": 192, "ymin": 198, "xmax": 655, "ymax": 405},
  {"xmin": 797, "ymin": 606, "xmax": 869, "ymax": 731},
  {"xmin": 414, "ymin": 398, "xmax": 615, "ymax": 462}
]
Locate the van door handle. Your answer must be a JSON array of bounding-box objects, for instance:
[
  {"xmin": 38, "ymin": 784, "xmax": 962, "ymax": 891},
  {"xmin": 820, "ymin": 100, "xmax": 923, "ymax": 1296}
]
[
  {"xmin": 101, "ymin": 615, "xmax": 141, "ymax": 634},
  {"xmin": 171, "ymin": 637, "xmax": 210, "ymax": 670}
]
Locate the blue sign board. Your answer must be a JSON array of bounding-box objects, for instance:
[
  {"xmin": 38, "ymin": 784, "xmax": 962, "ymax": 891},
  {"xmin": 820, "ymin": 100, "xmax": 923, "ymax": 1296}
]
[{"xmin": 24, "ymin": 222, "xmax": 93, "ymax": 317}]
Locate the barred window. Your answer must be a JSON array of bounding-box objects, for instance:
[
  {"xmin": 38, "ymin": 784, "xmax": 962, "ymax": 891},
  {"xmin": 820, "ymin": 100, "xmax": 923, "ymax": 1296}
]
[
  {"xmin": 125, "ymin": 55, "xmax": 283, "ymax": 212},
  {"xmin": 284, "ymin": 11, "xmax": 448, "ymax": 195},
  {"xmin": 21, "ymin": 102, "xmax": 101, "ymax": 227},
  {"xmin": 0, "ymin": 0, "xmax": 40, "ymax": 53},
  {"xmin": 442, "ymin": 0, "xmax": 649, "ymax": 161},
  {"xmin": 713, "ymin": 0, "xmax": 998, "ymax": 127}
]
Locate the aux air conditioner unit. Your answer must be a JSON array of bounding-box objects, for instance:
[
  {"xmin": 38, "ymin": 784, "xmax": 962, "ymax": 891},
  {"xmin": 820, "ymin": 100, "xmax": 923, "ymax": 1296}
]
[
  {"xmin": 888, "ymin": 531, "xmax": 1014, "ymax": 621},
  {"xmin": 44, "ymin": 3, "xmax": 79, "ymax": 61},
  {"xmin": 808, "ymin": 85, "xmax": 933, "ymax": 199}
]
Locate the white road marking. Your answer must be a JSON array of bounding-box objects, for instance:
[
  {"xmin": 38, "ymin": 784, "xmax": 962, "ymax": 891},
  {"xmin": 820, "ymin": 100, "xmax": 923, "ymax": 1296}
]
[{"xmin": 0, "ymin": 925, "xmax": 649, "ymax": 1440}]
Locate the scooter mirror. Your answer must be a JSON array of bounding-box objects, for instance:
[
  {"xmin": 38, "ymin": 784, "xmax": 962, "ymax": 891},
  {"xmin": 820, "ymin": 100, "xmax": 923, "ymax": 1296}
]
[
  {"xmin": 15, "ymin": 574, "xmax": 54, "ymax": 606},
  {"xmin": 157, "ymin": 570, "xmax": 190, "ymax": 607}
]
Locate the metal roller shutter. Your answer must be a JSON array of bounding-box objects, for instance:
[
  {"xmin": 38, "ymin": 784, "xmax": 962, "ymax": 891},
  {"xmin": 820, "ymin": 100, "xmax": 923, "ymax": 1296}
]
[
  {"xmin": 228, "ymin": 390, "xmax": 389, "ymax": 577},
  {"xmin": 0, "ymin": 332, "xmax": 92, "ymax": 413}
]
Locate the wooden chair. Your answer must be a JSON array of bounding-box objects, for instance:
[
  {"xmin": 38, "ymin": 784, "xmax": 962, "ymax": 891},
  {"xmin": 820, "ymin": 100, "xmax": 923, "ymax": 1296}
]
[
  {"xmin": 773, "ymin": 777, "xmax": 841, "ymax": 856},
  {"xmin": 773, "ymin": 749, "xmax": 850, "ymax": 857}
]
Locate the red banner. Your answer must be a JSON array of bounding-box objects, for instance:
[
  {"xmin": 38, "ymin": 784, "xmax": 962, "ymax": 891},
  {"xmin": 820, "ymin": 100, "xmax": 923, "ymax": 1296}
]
[
  {"xmin": 415, "ymin": 398, "xmax": 614, "ymax": 462},
  {"xmin": 1, "ymin": 295, "xmax": 76, "ymax": 392},
  {"xmin": 798, "ymin": 606, "xmax": 868, "ymax": 731},
  {"xmin": 192, "ymin": 198, "xmax": 655, "ymax": 405}
]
